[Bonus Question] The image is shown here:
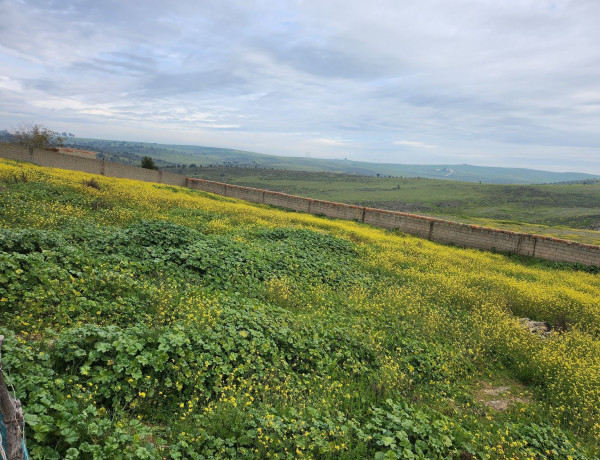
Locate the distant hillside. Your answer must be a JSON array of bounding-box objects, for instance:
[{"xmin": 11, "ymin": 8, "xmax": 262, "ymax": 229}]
[{"xmin": 63, "ymin": 137, "xmax": 600, "ymax": 184}]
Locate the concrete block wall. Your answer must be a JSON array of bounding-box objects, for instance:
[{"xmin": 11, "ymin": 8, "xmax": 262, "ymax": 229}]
[
  {"xmin": 309, "ymin": 199, "xmax": 364, "ymax": 221},
  {"xmin": 533, "ymin": 237, "xmax": 600, "ymax": 265},
  {"xmin": 224, "ymin": 183, "xmax": 266, "ymax": 203},
  {"xmin": 37, "ymin": 150, "xmax": 105, "ymax": 175},
  {"xmin": 160, "ymin": 171, "xmax": 188, "ymax": 187},
  {"xmin": 0, "ymin": 143, "xmax": 186, "ymax": 187},
  {"xmin": 430, "ymin": 220, "xmax": 525, "ymax": 253},
  {"xmin": 187, "ymin": 178, "xmax": 227, "ymax": 195},
  {"xmin": 103, "ymin": 161, "xmax": 159, "ymax": 182},
  {"xmin": 0, "ymin": 143, "xmax": 35, "ymax": 163},
  {"xmin": 363, "ymin": 209, "xmax": 434, "ymax": 240},
  {"xmin": 266, "ymin": 192, "xmax": 310, "ymax": 213},
  {"xmin": 186, "ymin": 176, "xmax": 600, "ymax": 267},
  {"xmin": 2, "ymin": 142, "xmax": 599, "ymax": 266}
]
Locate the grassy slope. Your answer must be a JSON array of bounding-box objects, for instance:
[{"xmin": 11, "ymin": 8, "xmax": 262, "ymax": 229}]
[
  {"xmin": 1, "ymin": 159, "xmax": 600, "ymax": 458},
  {"xmin": 187, "ymin": 167, "xmax": 600, "ymax": 245},
  {"xmin": 65, "ymin": 137, "xmax": 600, "ymax": 184}
]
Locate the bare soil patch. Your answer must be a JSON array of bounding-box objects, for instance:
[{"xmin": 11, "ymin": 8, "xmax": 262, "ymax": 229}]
[{"xmin": 474, "ymin": 382, "xmax": 531, "ymax": 412}]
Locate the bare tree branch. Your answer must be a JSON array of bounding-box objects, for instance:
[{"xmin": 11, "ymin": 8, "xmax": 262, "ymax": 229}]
[{"xmin": 8, "ymin": 123, "xmax": 64, "ymax": 151}]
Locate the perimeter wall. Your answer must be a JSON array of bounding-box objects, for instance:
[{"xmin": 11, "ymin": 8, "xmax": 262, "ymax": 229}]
[
  {"xmin": 0, "ymin": 143, "xmax": 187, "ymax": 187},
  {"xmin": 2, "ymin": 143, "xmax": 599, "ymax": 266}
]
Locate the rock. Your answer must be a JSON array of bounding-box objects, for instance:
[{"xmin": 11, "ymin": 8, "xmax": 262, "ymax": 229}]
[
  {"xmin": 519, "ymin": 318, "xmax": 552, "ymax": 337},
  {"xmin": 475, "ymin": 382, "xmax": 531, "ymax": 412}
]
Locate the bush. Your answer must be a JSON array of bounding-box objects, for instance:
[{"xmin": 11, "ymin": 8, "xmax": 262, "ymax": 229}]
[{"xmin": 141, "ymin": 156, "xmax": 159, "ymax": 170}]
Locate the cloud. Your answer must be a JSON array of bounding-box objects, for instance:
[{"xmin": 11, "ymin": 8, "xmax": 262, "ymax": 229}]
[
  {"xmin": 311, "ymin": 138, "xmax": 354, "ymax": 146},
  {"xmin": 393, "ymin": 141, "xmax": 437, "ymax": 149},
  {"xmin": 0, "ymin": 0, "xmax": 599, "ymax": 173}
]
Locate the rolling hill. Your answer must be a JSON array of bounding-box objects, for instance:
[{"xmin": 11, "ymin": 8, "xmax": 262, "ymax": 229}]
[{"xmin": 63, "ymin": 137, "xmax": 600, "ymax": 184}]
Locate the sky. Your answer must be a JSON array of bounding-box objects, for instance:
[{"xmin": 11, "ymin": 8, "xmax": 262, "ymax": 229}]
[{"xmin": 1, "ymin": 0, "xmax": 599, "ymax": 173}]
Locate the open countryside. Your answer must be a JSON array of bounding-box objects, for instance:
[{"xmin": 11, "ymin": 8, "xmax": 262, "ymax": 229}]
[
  {"xmin": 49, "ymin": 137, "xmax": 600, "ymax": 244},
  {"xmin": 1, "ymin": 157, "xmax": 600, "ymax": 458},
  {"xmin": 62, "ymin": 137, "xmax": 600, "ymax": 185},
  {"xmin": 2, "ymin": 1, "xmax": 600, "ymax": 458}
]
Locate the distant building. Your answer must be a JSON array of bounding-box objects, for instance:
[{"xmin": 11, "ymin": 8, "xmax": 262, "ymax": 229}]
[{"xmin": 55, "ymin": 147, "xmax": 97, "ymax": 159}]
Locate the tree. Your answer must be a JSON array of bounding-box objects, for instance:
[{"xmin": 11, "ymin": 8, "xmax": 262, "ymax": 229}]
[
  {"xmin": 141, "ymin": 156, "xmax": 159, "ymax": 170},
  {"xmin": 9, "ymin": 122, "xmax": 64, "ymax": 151}
]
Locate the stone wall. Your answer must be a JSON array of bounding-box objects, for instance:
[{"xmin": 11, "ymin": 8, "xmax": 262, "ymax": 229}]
[{"xmin": 2, "ymin": 143, "xmax": 599, "ymax": 266}]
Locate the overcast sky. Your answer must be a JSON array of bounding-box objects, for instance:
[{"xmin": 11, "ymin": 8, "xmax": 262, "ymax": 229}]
[{"xmin": 1, "ymin": 0, "xmax": 599, "ymax": 173}]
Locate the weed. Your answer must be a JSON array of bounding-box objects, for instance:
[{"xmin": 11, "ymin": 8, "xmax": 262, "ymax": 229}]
[{"xmin": 83, "ymin": 178, "xmax": 101, "ymax": 189}]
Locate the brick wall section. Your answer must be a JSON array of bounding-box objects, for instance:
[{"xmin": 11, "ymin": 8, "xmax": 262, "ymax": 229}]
[
  {"xmin": 36, "ymin": 149, "xmax": 105, "ymax": 175},
  {"xmin": 310, "ymin": 199, "xmax": 364, "ymax": 221},
  {"xmin": 187, "ymin": 177, "xmax": 600, "ymax": 267},
  {"xmin": 262, "ymin": 190, "xmax": 310, "ymax": 213},
  {"xmin": 0, "ymin": 144, "xmax": 187, "ymax": 187},
  {"xmin": 56, "ymin": 147, "xmax": 97, "ymax": 159},
  {"xmin": 2, "ymin": 143, "xmax": 599, "ymax": 266},
  {"xmin": 0, "ymin": 143, "xmax": 32, "ymax": 163},
  {"xmin": 222, "ymin": 183, "xmax": 266, "ymax": 204},
  {"xmin": 363, "ymin": 209, "xmax": 433, "ymax": 239}
]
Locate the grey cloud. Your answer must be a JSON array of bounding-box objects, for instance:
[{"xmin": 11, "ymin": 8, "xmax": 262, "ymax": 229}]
[
  {"xmin": 70, "ymin": 55, "xmax": 154, "ymax": 75},
  {"xmin": 0, "ymin": 0, "xmax": 599, "ymax": 173},
  {"xmin": 142, "ymin": 70, "xmax": 247, "ymax": 97},
  {"xmin": 19, "ymin": 78, "xmax": 61, "ymax": 92},
  {"xmin": 253, "ymin": 39, "xmax": 389, "ymax": 79}
]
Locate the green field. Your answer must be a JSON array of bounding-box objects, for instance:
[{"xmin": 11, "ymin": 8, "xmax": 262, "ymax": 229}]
[
  {"xmin": 181, "ymin": 167, "xmax": 600, "ymax": 245},
  {"xmin": 57, "ymin": 136, "xmax": 600, "ymax": 243},
  {"xmin": 63, "ymin": 137, "xmax": 600, "ymax": 184},
  {"xmin": 2, "ymin": 159, "xmax": 600, "ymax": 458}
]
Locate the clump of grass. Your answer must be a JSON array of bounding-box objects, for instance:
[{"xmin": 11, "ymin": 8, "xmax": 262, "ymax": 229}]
[
  {"xmin": 91, "ymin": 199, "xmax": 112, "ymax": 210},
  {"xmin": 83, "ymin": 177, "xmax": 101, "ymax": 189}
]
